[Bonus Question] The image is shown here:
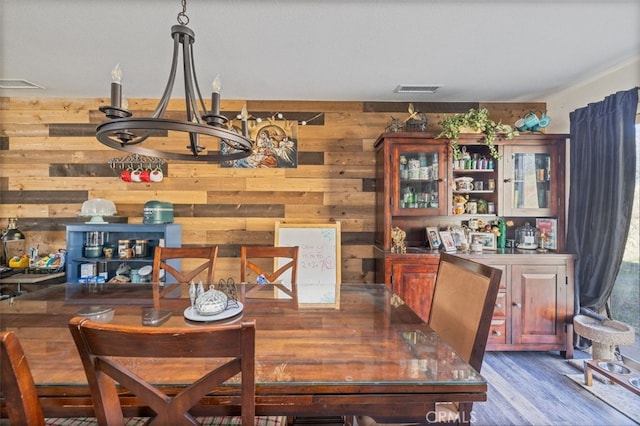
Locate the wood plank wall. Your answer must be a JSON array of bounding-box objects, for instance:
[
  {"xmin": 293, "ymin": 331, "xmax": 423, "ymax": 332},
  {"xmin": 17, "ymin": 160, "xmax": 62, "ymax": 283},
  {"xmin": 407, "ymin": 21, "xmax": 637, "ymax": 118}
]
[{"xmin": 0, "ymin": 98, "xmax": 544, "ymax": 283}]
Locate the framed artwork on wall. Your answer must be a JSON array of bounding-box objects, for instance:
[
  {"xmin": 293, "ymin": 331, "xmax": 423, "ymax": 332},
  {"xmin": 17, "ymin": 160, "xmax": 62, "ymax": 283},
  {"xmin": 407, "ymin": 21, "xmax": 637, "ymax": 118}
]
[{"xmin": 221, "ymin": 119, "xmax": 298, "ymax": 168}]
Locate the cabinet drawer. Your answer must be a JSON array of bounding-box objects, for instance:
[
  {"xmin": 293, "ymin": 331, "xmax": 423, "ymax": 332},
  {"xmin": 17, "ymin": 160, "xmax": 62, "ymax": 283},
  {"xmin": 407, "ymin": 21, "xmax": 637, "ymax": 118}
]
[
  {"xmin": 493, "ymin": 291, "xmax": 507, "ymax": 317},
  {"xmin": 488, "ymin": 319, "xmax": 506, "ymax": 345}
]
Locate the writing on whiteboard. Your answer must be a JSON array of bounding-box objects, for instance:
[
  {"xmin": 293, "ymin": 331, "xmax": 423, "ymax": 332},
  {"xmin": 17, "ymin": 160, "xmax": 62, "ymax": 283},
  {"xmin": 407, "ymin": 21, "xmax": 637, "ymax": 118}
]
[{"xmin": 299, "ymin": 241, "xmax": 335, "ymax": 273}]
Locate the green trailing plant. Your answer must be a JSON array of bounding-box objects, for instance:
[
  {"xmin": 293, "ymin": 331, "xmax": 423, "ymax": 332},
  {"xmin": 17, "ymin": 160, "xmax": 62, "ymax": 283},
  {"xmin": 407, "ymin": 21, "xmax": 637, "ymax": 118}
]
[{"xmin": 437, "ymin": 108, "xmax": 517, "ymax": 160}]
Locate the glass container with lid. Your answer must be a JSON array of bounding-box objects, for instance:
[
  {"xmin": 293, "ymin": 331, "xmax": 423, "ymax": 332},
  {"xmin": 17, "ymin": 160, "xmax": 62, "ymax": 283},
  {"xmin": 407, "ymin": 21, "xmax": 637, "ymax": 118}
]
[{"xmin": 515, "ymin": 222, "xmax": 539, "ymax": 250}]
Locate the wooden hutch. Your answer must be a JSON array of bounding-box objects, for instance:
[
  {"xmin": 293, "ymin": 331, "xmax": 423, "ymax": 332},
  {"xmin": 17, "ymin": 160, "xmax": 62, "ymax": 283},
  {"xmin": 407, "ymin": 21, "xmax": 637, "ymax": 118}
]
[{"xmin": 374, "ymin": 132, "xmax": 575, "ymax": 358}]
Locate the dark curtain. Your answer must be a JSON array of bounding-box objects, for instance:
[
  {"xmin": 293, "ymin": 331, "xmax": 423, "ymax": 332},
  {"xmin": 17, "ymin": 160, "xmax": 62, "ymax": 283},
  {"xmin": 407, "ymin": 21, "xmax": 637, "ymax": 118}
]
[{"xmin": 567, "ymin": 87, "xmax": 638, "ymax": 322}]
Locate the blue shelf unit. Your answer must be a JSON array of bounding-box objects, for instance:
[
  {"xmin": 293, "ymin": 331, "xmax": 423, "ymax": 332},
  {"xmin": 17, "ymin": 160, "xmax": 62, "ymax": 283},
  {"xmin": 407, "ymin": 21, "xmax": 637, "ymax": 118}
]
[{"xmin": 65, "ymin": 223, "xmax": 182, "ymax": 283}]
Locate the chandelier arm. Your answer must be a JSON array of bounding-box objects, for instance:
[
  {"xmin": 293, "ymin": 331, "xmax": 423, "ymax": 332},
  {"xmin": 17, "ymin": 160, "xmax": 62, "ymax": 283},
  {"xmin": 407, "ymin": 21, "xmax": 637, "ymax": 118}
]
[
  {"xmin": 180, "ymin": 34, "xmax": 203, "ymax": 156},
  {"xmin": 181, "ymin": 32, "xmax": 202, "ymax": 123},
  {"xmin": 150, "ymin": 30, "xmax": 182, "ymax": 119},
  {"xmin": 182, "ymin": 33, "xmax": 202, "ymax": 123},
  {"xmin": 188, "ymin": 43, "xmax": 209, "ymax": 116}
]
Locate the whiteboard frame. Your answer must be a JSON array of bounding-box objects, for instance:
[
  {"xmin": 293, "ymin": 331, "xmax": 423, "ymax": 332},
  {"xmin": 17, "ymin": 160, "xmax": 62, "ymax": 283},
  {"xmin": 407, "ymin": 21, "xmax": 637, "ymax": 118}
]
[{"xmin": 275, "ymin": 221, "xmax": 341, "ymax": 308}]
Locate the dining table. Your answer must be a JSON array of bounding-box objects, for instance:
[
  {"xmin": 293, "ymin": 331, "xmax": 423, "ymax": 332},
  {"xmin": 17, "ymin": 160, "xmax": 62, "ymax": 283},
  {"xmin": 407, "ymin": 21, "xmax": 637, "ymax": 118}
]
[{"xmin": 0, "ymin": 281, "xmax": 488, "ymax": 423}]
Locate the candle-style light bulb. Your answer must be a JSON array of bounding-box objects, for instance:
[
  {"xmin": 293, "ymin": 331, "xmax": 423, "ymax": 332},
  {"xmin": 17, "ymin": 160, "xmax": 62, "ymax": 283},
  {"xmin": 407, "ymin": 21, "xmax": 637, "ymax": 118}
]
[
  {"xmin": 111, "ymin": 64, "xmax": 122, "ymax": 84},
  {"xmin": 241, "ymin": 104, "xmax": 248, "ymax": 137},
  {"xmin": 211, "ymin": 74, "xmax": 221, "ymax": 116},
  {"xmin": 110, "ymin": 64, "xmax": 122, "ymax": 108}
]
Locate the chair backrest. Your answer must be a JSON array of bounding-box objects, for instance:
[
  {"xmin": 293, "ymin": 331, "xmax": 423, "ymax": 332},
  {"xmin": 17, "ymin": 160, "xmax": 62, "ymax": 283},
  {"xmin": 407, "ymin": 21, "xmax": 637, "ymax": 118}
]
[
  {"xmin": 0, "ymin": 331, "xmax": 46, "ymax": 426},
  {"xmin": 151, "ymin": 246, "xmax": 218, "ymax": 308},
  {"xmin": 240, "ymin": 246, "xmax": 299, "ymax": 307},
  {"xmin": 428, "ymin": 253, "xmax": 502, "ymax": 372},
  {"xmin": 68, "ymin": 317, "xmax": 256, "ymax": 426}
]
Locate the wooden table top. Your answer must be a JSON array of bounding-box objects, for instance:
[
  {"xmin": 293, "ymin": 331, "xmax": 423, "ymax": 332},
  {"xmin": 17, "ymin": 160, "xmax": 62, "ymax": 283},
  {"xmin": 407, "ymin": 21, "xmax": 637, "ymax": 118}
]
[{"xmin": 1, "ymin": 282, "xmax": 487, "ymax": 420}]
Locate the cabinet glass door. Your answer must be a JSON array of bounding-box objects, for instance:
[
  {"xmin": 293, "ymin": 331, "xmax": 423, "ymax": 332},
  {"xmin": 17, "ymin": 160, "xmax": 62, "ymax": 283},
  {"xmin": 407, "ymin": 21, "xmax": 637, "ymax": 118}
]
[
  {"xmin": 393, "ymin": 144, "xmax": 447, "ymax": 215},
  {"xmin": 502, "ymin": 145, "xmax": 557, "ymax": 216}
]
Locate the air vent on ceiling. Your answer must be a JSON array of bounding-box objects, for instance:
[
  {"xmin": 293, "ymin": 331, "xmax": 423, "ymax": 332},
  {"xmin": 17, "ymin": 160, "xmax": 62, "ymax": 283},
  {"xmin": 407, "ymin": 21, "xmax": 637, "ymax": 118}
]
[
  {"xmin": 394, "ymin": 84, "xmax": 441, "ymax": 94},
  {"xmin": 0, "ymin": 79, "xmax": 45, "ymax": 89}
]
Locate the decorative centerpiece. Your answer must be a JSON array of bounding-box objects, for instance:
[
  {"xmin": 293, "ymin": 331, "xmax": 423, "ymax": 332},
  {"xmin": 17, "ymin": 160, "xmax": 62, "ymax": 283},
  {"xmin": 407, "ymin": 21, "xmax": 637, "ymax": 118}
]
[
  {"xmin": 437, "ymin": 108, "xmax": 517, "ymax": 160},
  {"xmin": 194, "ymin": 287, "xmax": 229, "ymax": 316}
]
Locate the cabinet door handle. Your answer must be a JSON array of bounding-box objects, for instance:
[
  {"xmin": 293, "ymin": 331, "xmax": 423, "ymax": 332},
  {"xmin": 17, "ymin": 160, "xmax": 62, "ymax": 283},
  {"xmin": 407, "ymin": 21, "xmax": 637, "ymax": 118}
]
[
  {"xmin": 513, "ymin": 302, "xmax": 522, "ymax": 308},
  {"xmin": 495, "ymin": 303, "xmax": 502, "ymax": 308},
  {"xmin": 493, "ymin": 330, "xmax": 502, "ymax": 336},
  {"xmin": 504, "ymin": 178, "xmax": 512, "ymax": 183}
]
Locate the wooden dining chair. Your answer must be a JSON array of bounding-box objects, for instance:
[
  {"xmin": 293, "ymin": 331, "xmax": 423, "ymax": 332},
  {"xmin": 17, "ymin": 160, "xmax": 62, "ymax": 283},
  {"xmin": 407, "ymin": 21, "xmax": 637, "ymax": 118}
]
[
  {"xmin": 1, "ymin": 330, "xmax": 48, "ymax": 425},
  {"xmin": 68, "ymin": 317, "xmax": 269, "ymax": 426},
  {"xmin": 151, "ymin": 246, "xmax": 218, "ymax": 308},
  {"xmin": 427, "ymin": 253, "xmax": 502, "ymax": 425},
  {"xmin": 0, "ymin": 330, "xmax": 117, "ymax": 426},
  {"xmin": 356, "ymin": 253, "xmax": 501, "ymax": 426},
  {"xmin": 240, "ymin": 246, "xmax": 299, "ymax": 308}
]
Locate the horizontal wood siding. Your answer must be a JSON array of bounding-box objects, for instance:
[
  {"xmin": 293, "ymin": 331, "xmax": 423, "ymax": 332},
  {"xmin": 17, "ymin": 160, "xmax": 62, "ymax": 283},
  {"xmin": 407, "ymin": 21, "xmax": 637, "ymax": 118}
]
[{"xmin": 0, "ymin": 98, "xmax": 544, "ymax": 283}]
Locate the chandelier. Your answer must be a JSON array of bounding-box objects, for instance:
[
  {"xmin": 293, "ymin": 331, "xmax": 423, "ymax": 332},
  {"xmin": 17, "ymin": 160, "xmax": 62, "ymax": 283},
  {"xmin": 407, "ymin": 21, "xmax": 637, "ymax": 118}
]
[{"xmin": 96, "ymin": 0, "xmax": 253, "ymax": 163}]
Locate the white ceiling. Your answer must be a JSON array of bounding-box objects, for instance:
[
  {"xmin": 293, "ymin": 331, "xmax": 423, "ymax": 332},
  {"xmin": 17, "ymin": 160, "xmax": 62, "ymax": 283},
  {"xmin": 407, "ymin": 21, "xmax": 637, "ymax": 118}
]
[{"xmin": 1, "ymin": 0, "xmax": 639, "ymax": 102}]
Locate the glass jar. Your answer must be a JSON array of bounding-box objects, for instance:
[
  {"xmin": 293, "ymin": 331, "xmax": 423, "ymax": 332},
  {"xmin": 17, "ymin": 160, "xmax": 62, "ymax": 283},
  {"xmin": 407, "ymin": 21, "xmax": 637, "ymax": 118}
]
[{"xmin": 515, "ymin": 222, "xmax": 539, "ymax": 250}]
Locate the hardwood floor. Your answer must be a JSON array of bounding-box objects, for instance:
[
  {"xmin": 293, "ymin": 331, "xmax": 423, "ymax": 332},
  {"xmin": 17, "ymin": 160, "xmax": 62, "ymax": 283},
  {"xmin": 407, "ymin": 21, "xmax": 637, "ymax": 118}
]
[{"xmin": 473, "ymin": 350, "xmax": 639, "ymax": 425}]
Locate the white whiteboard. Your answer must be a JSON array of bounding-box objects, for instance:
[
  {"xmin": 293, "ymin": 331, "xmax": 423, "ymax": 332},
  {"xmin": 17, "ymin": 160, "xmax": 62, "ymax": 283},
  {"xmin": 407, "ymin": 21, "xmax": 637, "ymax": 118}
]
[{"xmin": 275, "ymin": 222, "xmax": 341, "ymax": 308}]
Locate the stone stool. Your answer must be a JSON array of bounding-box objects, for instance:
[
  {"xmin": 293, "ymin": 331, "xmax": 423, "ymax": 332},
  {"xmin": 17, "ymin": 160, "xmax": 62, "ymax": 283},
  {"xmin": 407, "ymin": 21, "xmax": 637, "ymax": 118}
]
[{"xmin": 574, "ymin": 315, "xmax": 635, "ymax": 360}]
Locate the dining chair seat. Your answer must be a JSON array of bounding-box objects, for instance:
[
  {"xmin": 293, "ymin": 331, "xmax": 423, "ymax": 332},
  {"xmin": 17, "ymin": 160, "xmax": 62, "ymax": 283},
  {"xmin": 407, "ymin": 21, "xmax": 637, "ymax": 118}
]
[
  {"xmin": 37, "ymin": 415, "xmax": 285, "ymax": 425},
  {"xmin": 42, "ymin": 419, "xmax": 148, "ymax": 425},
  {"xmin": 197, "ymin": 416, "xmax": 286, "ymax": 425}
]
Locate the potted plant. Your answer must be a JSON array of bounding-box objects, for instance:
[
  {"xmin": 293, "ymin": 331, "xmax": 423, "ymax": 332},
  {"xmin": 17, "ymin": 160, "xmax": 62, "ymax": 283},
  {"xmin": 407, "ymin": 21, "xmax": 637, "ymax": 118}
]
[{"xmin": 437, "ymin": 108, "xmax": 517, "ymax": 160}]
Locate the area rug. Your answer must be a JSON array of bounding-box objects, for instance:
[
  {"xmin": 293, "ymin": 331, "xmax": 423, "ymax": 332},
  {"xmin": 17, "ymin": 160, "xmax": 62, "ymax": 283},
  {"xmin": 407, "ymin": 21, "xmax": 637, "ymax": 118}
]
[{"xmin": 565, "ymin": 373, "xmax": 640, "ymax": 423}]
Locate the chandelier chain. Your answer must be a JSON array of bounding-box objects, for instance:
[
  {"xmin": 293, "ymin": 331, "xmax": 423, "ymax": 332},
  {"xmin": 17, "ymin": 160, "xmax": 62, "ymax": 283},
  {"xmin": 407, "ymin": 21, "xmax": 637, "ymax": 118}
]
[{"xmin": 177, "ymin": 0, "xmax": 189, "ymax": 25}]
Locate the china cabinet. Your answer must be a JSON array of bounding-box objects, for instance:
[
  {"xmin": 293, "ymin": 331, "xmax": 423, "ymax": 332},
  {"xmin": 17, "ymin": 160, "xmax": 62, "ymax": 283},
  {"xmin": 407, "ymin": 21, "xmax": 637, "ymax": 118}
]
[
  {"xmin": 65, "ymin": 223, "xmax": 181, "ymax": 283},
  {"xmin": 374, "ymin": 132, "xmax": 574, "ymax": 358}
]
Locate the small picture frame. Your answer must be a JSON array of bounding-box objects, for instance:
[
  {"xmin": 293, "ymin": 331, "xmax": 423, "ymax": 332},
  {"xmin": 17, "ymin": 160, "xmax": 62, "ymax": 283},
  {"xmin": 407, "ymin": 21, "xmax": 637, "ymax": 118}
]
[
  {"xmin": 469, "ymin": 232, "xmax": 497, "ymax": 250},
  {"xmin": 536, "ymin": 218, "xmax": 557, "ymax": 250},
  {"xmin": 439, "ymin": 231, "xmax": 457, "ymax": 252},
  {"xmin": 450, "ymin": 227, "xmax": 467, "ymax": 247},
  {"xmin": 426, "ymin": 227, "xmax": 441, "ymax": 249}
]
